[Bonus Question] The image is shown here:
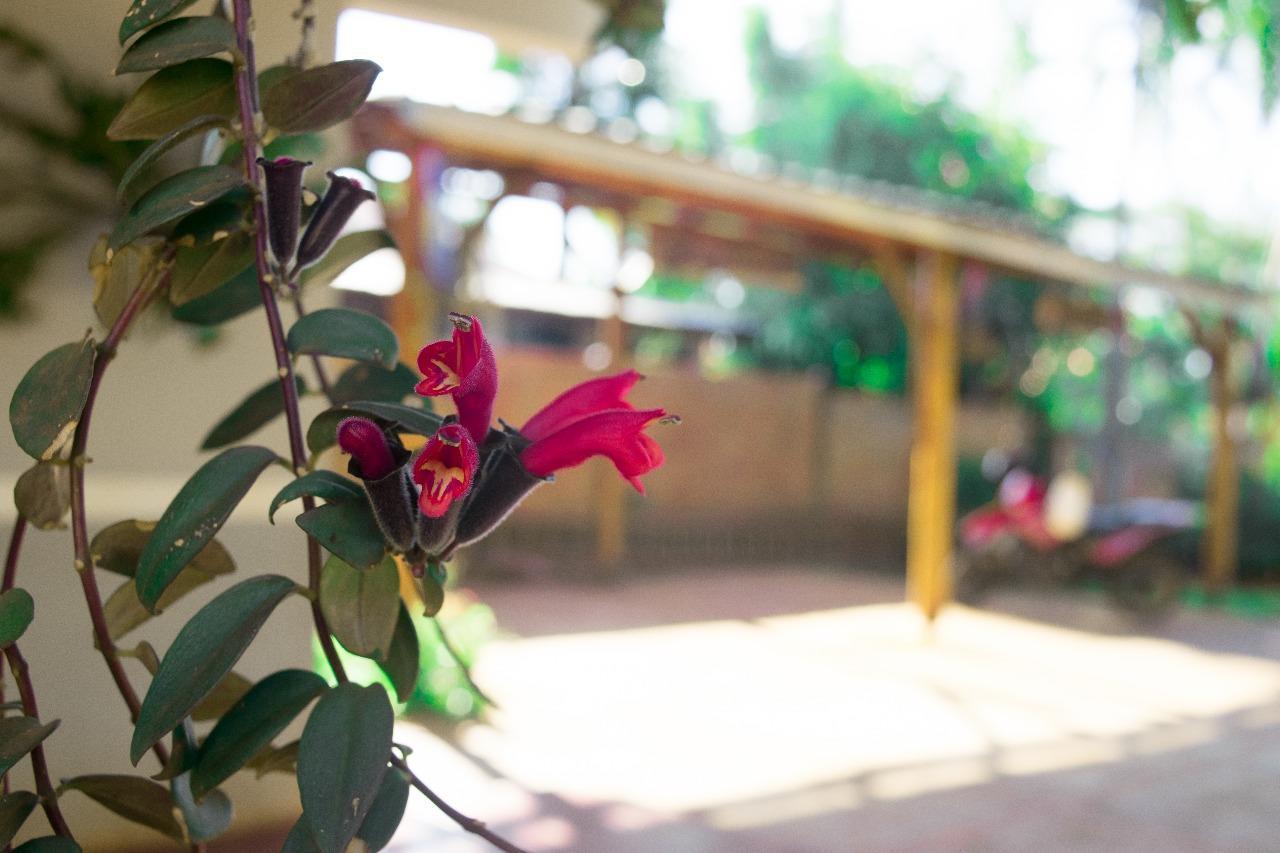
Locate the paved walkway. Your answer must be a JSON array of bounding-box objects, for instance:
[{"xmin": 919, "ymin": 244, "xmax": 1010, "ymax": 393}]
[{"xmin": 383, "ymin": 567, "xmax": 1280, "ymax": 852}]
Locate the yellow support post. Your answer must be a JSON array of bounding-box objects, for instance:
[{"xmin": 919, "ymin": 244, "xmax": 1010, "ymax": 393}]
[
  {"xmin": 906, "ymin": 252, "xmax": 960, "ymax": 621},
  {"xmin": 1202, "ymin": 332, "xmax": 1238, "ymax": 592}
]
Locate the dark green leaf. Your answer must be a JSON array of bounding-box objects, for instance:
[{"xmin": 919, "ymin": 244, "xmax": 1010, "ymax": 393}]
[
  {"xmin": 281, "ymin": 818, "xmax": 321, "ymax": 852},
  {"xmin": 0, "ymin": 717, "xmax": 58, "ymax": 777},
  {"xmin": 152, "ymin": 719, "xmax": 198, "ymax": 781},
  {"xmin": 269, "ymin": 471, "xmax": 364, "ymax": 523},
  {"xmin": 287, "ymin": 308, "xmax": 398, "ymax": 368},
  {"xmin": 170, "ymin": 190, "xmax": 251, "ymax": 244},
  {"xmin": 12, "ymin": 837, "xmax": 81, "ymax": 852},
  {"xmin": 92, "ymin": 520, "xmax": 233, "ymax": 580},
  {"xmin": 119, "ymin": 0, "xmax": 201, "ymax": 43},
  {"xmin": 296, "ymin": 501, "xmax": 387, "ymax": 570},
  {"xmin": 171, "ymin": 265, "xmax": 261, "ymax": 325},
  {"xmin": 135, "ymin": 446, "xmax": 277, "ymax": 611},
  {"xmin": 298, "ymin": 683, "xmax": 393, "ymax": 853},
  {"xmin": 108, "ymin": 59, "xmax": 236, "ymax": 141},
  {"xmin": 117, "ymin": 16, "xmax": 237, "ymax": 74},
  {"xmin": 307, "ymin": 402, "xmax": 441, "ymax": 455},
  {"xmin": 0, "ymin": 791, "xmax": 39, "ymax": 848},
  {"xmin": 110, "ymin": 164, "xmax": 244, "ymax": 251},
  {"xmin": 191, "ymin": 669, "xmax": 327, "ymax": 799},
  {"xmin": 378, "ymin": 603, "xmax": 420, "ymax": 703},
  {"xmin": 0, "ymin": 589, "xmax": 35, "ymax": 649},
  {"xmin": 320, "ymin": 556, "xmax": 400, "ymax": 659},
  {"xmin": 299, "ymin": 230, "xmax": 397, "ymax": 290},
  {"xmin": 191, "ymin": 671, "xmax": 252, "ymax": 722},
  {"xmin": 60, "ymin": 775, "xmax": 183, "ymax": 842},
  {"xmin": 329, "ymin": 362, "xmax": 418, "ymax": 406},
  {"xmin": 131, "ymin": 575, "xmax": 297, "ymax": 764},
  {"xmin": 104, "ymin": 544, "xmax": 235, "ymax": 641},
  {"xmin": 357, "ymin": 768, "xmax": 410, "ymax": 852},
  {"xmin": 170, "ymin": 232, "xmax": 253, "ymax": 306},
  {"xmin": 9, "ymin": 339, "xmax": 96, "ymax": 461},
  {"xmin": 118, "ymin": 114, "xmax": 230, "ymax": 205},
  {"xmin": 13, "ymin": 462, "xmax": 70, "ymax": 530},
  {"xmin": 201, "ymin": 375, "xmax": 305, "ymax": 450},
  {"xmin": 261, "ymin": 60, "xmax": 382, "ymax": 134},
  {"xmin": 171, "ymin": 772, "xmax": 232, "ymax": 842}
]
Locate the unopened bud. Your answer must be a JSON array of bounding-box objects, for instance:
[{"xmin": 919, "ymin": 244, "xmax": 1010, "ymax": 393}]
[
  {"xmin": 257, "ymin": 156, "xmax": 310, "ymax": 268},
  {"xmin": 295, "ymin": 171, "xmax": 376, "ymax": 269}
]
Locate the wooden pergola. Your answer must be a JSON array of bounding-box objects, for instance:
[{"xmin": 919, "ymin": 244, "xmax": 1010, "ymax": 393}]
[{"xmin": 354, "ymin": 101, "xmax": 1271, "ymax": 618}]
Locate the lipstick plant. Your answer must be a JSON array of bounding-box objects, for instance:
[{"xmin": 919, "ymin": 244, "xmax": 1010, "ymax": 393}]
[{"xmin": 2, "ymin": 2, "xmax": 674, "ymax": 852}]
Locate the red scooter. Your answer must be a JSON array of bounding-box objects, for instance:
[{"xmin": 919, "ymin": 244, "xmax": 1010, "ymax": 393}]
[{"xmin": 953, "ymin": 469, "xmax": 1198, "ymax": 617}]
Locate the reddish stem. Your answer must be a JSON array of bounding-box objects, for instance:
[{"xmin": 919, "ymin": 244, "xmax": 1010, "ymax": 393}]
[
  {"xmin": 68, "ymin": 266, "xmax": 171, "ymax": 771},
  {"xmin": 5, "ymin": 645, "xmax": 74, "ymax": 839},
  {"xmin": 230, "ymin": 0, "xmax": 347, "ymax": 684}
]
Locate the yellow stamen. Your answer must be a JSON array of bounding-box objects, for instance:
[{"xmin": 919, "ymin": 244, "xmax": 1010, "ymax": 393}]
[
  {"xmin": 431, "ymin": 359, "xmax": 460, "ymax": 390},
  {"xmin": 420, "ymin": 459, "xmax": 466, "ymax": 501}
]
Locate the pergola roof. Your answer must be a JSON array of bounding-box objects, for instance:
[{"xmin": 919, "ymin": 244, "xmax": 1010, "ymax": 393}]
[{"xmin": 357, "ymin": 102, "xmax": 1270, "ymax": 313}]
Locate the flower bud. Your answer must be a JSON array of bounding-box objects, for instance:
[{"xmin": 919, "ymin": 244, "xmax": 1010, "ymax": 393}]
[
  {"xmin": 337, "ymin": 417, "xmax": 416, "ymax": 553},
  {"xmin": 295, "ymin": 171, "xmax": 376, "ymax": 269},
  {"xmin": 257, "ymin": 157, "xmax": 310, "ymax": 268},
  {"xmin": 453, "ymin": 429, "xmax": 550, "ymax": 549}
]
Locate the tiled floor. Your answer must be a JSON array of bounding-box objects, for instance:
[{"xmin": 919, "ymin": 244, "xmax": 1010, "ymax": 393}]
[{"xmin": 377, "ymin": 567, "xmax": 1280, "ymax": 852}]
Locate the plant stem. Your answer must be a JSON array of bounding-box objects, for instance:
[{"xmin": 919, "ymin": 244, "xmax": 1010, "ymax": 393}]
[
  {"xmin": 231, "ymin": 0, "xmax": 347, "ymax": 684},
  {"xmin": 1, "ymin": 515, "xmax": 26, "ymax": 799},
  {"xmin": 392, "ymin": 756, "xmax": 526, "ymax": 853},
  {"xmin": 4, "ymin": 645, "xmax": 73, "ymax": 839},
  {"xmin": 68, "ymin": 261, "xmax": 172, "ymax": 770},
  {"xmin": 230, "ymin": 6, "xmax": 526, "ymax": 851},
  {"xmin": 292, "ymin": 292, "xmax": 334, "ymax": 402}
]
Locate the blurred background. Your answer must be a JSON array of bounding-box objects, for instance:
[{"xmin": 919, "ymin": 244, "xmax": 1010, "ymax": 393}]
[{"xmin": 6, "ymin": 0, "xmax": 1280, "ymax": 850}]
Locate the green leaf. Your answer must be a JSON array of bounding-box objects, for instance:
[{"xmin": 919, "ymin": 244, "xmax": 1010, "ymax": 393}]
[
  {"xmin": 118, "ymin": 114, "xmax": 230, "ymax": 205},
  {"xmin": 9, "ymin": 339, "xmax": 96, "ymax": 461},
  {"xmin": 191, "ymin": 670, "xmax": 327, "ymax": 799},
  {"xmin": 135, "ymin": 446, "xmax": 277, "ymax": 611},
  {"xmin": 201, "ymin": 375, "xmax": 306, "ymax": 451},
  {"xmin": 287, "ymin": 308, "xmax": 398, "ymax": 368},
  {"xmin": 13, "ymin": 462, "xmax": 70, "ymax": 530},
  {"xmin": 171, "ymin": 772, "xmax": 232, "ymax": 842},
  {"xmin": 191, "ymin": 671, "xmax": 252, "ymax": 722},
  {"xmin": 117, "ymin": 16, "xmax": 237, "ymax": 74},
  {"xmin": 0, "ymin": 717, "xmax": 59, "ymax": 777},
  {"xmin": 0, "ymin": 791, "xmax": 39, "ymax": 848},
  {"xmin": 88, "ymin": 235, "xmax": 166, "ymax": 326},
  {"xmin": 307, "ymin": 401, "xmax": 441, "ymax": 455},
  {"xmin": 170, "ymin": 190, "xmax": 251, "ymax": 244},
  {"xmin": 60, "ymin": 775, "xmax": 183, "ymax": 842},
  {"xmin": 269, "ymin": 471, "xmax": 364, "ymax": 523},
  {"xmin": 296, "ymin": 501, "xmax": 387, "ymax": 570},
  {"xmin": 299, "ymin": 230, "xmax": 397, "ymax": 290},
  {"xmin": 110, "ymin": 164, "xmax": 245, "ymax": 250},
  {"xmin": 246, "ymin": 739, "xmax": 299, "ymax": 778},
  {"xmin": 357, "ymin": 768, "xmax": 410, "ymax": 852},
  {"xmin": 298, "ymin": 683, "xmax": 393, "ymax": 853},
  {"xmin": 261, "ymin": 60, "xmax": 382, "ymax": 134},
  {"xmin": 131, "ymin": 575, "xmax": 297, "ymax": 764},
  {"xmin": 12, "ymin": 837, "xmax": 81, "ymax": 853},
  {"xmin": 170, "ymin": 231, "xmax": 253, "ymax": 306},
  {"xmin": 171, "ymin": 265, "xmax": 261, "ymax": 325},
  {"xmin": 0, "ymin": 589, "xmax": 35, "ymax": 649},
  {"xmin": 378, "ymin": 603, "xmax": 420, "ymax": 703},
  {"xmin": 119, "ymin": 0, "xmax": 202, "ymax": 43},
  {"xmin": 416, "ymin": 572, "xmax": 445, "ymax": 618},
  {"xmin": 320, "ymin": 556, "xmax": 400, "ymax": 659},
  {"xmin": 104, "ymin": 543, "xmax": 235, "ymax": 641},
  {"xmin": 281, "ymin": 819, "xmax": 321, "ymax": 852},
  {"xmin": 329, "ymin": 362, "xmax": 418, "ymax": 406},
  {"xmin": 108, "ymin": 59, "xmax": 236, "ymax": 140}
]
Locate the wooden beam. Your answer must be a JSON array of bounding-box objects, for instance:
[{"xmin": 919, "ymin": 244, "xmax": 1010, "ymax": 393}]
[
  {"xmin": 906, "ymin": 252, "xmax": 960, "ymax": 621},
  {"xmin": 1203, "ymin": 330, "xmax": 1239, "ymax": 592}
]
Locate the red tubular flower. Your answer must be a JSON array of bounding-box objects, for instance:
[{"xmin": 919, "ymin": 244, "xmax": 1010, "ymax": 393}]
[
  {"xmin": 520, "ymin": 369, "xmax": 643, "ymax": 442},
  {"xmin": 412, "ymin": 423, "xmax": 479, "ymax": 518},
  {"xmin": 520, "ymin": 404, "xmax": 672, "ymax": 495},
  {"xmin": 336, "ymin": 417, "xmax": 397, "ymax": 480},
  {"xmin": 415, "ymin": 313, "xmax": 497, "ymax": 445}
]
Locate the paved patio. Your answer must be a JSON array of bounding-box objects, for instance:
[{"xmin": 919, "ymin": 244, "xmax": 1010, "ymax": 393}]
[{"xmin": 381, "ymin": 567, "xmax": 1280, "ymax": 852}]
